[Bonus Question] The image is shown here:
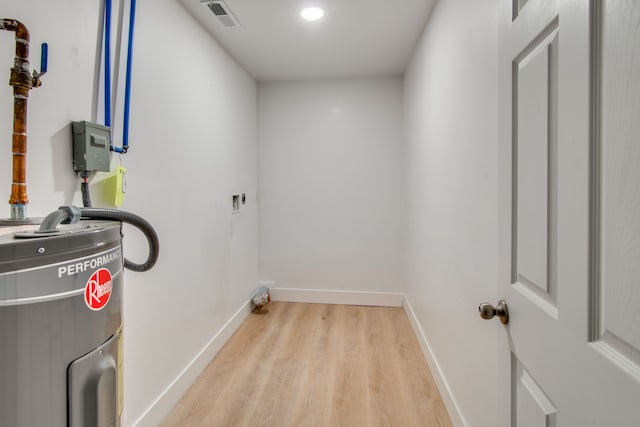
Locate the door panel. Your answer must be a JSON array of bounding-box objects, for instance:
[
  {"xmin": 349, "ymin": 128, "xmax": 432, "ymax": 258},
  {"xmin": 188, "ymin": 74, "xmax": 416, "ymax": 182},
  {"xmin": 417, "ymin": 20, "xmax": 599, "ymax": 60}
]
[
  {"xmin": 514, "ymin": 25, "xmax": 559, "ymax": 306},
  {"xmin": 499, "ymin": 0, "xmax": 640, "ymax": 425},
  {"xmin": 515, "ymin": 36, "xmax": 550, "ymax": 292},
  {"xmin": 512, "ymin": 355, "xmax": 557, "ymax": 427},
  {"xmin": 596, "ymin": 0, "xmax": 640, "ymax": 373}
]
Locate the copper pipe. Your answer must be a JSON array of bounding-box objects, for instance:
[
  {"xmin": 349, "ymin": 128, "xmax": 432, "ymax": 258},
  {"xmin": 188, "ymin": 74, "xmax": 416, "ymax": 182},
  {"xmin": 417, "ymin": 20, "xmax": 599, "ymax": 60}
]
[{"xmin": 0, "ymin": 19, "xmax": 35, "ymax": 217}]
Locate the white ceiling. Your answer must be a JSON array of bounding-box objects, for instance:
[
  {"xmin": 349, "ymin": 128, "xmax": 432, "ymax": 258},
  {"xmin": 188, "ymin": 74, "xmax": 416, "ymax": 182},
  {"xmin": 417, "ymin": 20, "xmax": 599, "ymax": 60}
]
[{"xmin": 180, "ymin": 0, "xmax": 436, "ymax": 82}]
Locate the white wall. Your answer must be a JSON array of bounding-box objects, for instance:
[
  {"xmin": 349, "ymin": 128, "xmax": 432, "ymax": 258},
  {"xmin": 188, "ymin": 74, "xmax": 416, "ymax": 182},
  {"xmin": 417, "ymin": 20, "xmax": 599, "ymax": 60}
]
[
  {"xmin": 258, "ymin": 77, "xmax": 404, "ymax": 293},
  {"xmin": 0, "ymin": 1, "xmax": 259, "ymax": 425},
  {"xmin": 404, "ymin": 1, "xmax": 501, "ymax": 426}
]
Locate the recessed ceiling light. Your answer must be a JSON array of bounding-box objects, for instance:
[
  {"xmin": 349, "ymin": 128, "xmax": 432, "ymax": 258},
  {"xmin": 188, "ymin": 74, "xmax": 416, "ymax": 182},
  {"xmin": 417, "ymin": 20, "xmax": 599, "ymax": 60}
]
[{"xmin": 300, "ymin": 7, "xmax": 324, "ymax": 21}]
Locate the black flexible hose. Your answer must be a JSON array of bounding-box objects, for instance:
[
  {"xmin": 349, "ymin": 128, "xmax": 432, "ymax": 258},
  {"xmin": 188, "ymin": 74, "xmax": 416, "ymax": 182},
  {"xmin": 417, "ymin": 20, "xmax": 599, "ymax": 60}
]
[
  {"xmin": 37, "ymin": 206, "xmax": 159, "ymax": 272},
  {"xmin": 81, "ymin": 181, "xmax": 92, "ymax": 207},
  {"xmin": 79, "ymin": 171, "xmax": 92, "ymax": 208},
  {"xmin": 80, "ymin": 207, "xmax": 159, "ymax": 272}
]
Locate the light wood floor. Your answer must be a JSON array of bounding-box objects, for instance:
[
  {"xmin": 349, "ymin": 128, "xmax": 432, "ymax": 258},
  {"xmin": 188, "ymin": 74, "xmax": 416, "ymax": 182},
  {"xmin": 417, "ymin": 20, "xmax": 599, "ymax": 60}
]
[{"xmin": 162, "ymin": 302, "xmax": 452, "ymax": 427}]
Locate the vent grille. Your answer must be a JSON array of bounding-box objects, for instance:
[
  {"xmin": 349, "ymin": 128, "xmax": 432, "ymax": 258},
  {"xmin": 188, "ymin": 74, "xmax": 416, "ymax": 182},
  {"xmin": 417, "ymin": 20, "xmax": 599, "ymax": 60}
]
[
  {"xmin": 207, "ymin": 3, "xmax": 227, "ymax": 16},
  {"xmin": 201, "ymin": 1, "xmax": 240, "ymax": 28}
]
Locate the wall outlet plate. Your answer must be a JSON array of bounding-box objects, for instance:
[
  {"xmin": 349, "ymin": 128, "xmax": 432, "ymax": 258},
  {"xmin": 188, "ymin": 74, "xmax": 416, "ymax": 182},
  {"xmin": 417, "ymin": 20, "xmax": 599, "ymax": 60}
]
[{"xmin": 232, "ymin": 194, "xmax": 240, "ymax": 213}]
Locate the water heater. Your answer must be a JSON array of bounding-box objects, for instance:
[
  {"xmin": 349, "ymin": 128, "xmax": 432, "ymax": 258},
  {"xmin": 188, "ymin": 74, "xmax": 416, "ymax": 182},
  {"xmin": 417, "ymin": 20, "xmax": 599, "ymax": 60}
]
[{"xmin": 0, "ymin": 220, "xmax": 124, "ymax": 426}]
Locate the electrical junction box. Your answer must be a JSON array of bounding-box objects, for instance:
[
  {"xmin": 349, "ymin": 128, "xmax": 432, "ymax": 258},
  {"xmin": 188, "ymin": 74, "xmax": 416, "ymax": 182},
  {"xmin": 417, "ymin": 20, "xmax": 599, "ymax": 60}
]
[{"xmin": 72, "ymin": 121, "xmax": 111, "ymax": 172}]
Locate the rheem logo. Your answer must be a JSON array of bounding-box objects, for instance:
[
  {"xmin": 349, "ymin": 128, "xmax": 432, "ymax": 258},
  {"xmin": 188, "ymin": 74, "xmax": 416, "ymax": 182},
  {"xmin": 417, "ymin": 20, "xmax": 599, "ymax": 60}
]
[{"xmin": 84, "ymin": 268, "xmax": 113, "ymax": 311}]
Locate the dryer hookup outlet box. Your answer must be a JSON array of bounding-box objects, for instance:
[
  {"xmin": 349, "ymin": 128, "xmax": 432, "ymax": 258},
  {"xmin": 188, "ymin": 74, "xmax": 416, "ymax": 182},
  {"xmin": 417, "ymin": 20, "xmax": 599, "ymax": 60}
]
[{"xmin": 72, "ymin": 121, "xmax": 111, "ymax": 172}]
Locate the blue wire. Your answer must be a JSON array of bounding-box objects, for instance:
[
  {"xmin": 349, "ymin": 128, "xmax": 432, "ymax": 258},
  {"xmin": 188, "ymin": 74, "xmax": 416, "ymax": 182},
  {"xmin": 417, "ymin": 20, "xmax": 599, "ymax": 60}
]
[{"xmin": 122, "ymin": 0, "xmax": 136, "ymax": 152}]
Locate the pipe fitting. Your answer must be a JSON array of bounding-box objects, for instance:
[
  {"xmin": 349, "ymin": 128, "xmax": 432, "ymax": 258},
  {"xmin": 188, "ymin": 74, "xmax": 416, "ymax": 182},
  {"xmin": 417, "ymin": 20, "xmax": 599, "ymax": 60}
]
[
  {"xmin": 9, "ymin": 67, "xmax": 32, "ymax": 91},
  {"xmin": 10, "ymin": 204, "xmax": 26, "ymax": 221}
]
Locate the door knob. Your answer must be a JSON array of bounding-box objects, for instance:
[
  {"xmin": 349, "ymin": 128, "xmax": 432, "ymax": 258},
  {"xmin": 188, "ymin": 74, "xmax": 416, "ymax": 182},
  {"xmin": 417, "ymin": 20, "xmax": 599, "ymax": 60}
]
[{"xmin": 478, "ymin": 300, "xmax": 509, "ymax": 325}]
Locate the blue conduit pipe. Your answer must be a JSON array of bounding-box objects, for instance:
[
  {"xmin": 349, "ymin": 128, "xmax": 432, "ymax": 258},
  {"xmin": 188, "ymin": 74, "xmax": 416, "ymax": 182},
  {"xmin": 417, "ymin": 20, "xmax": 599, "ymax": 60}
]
[
  {"xmin": 102, "ymin": 0, "xmax": 136, "ymax": 154},
  {"xmin": 121, "ymin": 0, "xmax": 136, "ymax": 154},
  {"xmin": 104, "ymin": 0, "xmax": 112, "ymax": 128}
]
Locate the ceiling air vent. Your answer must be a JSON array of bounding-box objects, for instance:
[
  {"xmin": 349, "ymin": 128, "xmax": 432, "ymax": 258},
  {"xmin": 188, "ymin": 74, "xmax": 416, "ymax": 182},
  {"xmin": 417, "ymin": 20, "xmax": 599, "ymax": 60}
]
[{"xmin": 201, "ymin": 1, "xmax": 240, "ymax": 28}]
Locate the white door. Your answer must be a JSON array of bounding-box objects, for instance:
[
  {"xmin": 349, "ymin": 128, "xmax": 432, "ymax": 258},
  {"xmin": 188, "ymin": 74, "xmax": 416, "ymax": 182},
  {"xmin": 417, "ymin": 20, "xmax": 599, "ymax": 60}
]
[{"xmin": 496, "ymin": 0, "xmax": 640, "ymax": 425}]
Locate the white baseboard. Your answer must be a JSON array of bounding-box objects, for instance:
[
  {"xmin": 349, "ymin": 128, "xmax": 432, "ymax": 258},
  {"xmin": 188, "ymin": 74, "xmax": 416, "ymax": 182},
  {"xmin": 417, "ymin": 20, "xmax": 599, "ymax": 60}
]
[
  {"xmin": 402, "ymin": 296, "xmax": 466, "ymax": 427},
  {"xmin": 132, "ymin": 297, "xmax": 254, "ymax": 427},
  {"xmin": 270, "ymin": 287, "xmax": 404, "ymax": 307}
]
